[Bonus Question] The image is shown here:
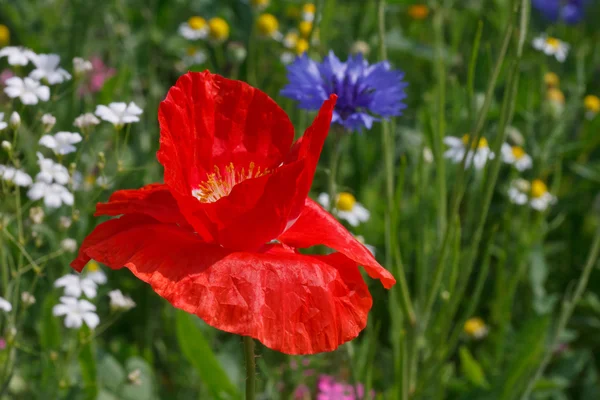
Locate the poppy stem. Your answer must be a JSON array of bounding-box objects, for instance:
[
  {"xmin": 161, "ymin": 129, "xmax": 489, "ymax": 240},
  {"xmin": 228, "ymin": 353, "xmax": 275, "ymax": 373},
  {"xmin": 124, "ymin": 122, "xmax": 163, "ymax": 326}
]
[{"xmin": 243, "ymin": 336, "xmax": 256, "ymax": 399}]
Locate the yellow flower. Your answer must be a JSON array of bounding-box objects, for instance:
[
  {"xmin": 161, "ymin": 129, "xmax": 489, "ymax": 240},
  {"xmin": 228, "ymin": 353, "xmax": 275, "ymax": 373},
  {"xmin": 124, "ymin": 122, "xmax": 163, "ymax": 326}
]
[
  {"xmin": 295, "ymin": 38, "xmax": 309, "ymax": 55},
  {"xmin": 283, "ymin": 31, "xmax": 299, "ymax": 49},
  {"xmin": 256, "ymin": 13, "xmax": 279, "ymax": 37},
  {"xmin": 0, "ymin": 24, "xmax": 9, "ymax": 46},
  {"xmin": 464, "ymin": 317, "xmax": 488, "ymax": 339},
  {"xmin": 462, "ymin": 134, "xmax": 488, "ymax": 149},
  {"xmin": 584, "ymin": 95, "xmax": 600, "ymax": 114},
  {"xmin": 544, "ymin": 72, "xmax": 559, "ymax": 87},
  {"xmin": 303, "ymin": 3, "xmax": 316, "ymax": 15},
  {"xmin": 209, "ymin": 17, "xmax": 230, "ymax": 42},
  {"xmin": 546, "ymin": 88, "xmax": 565, "ymax": 104},
  {"xmin": 531, "ymin": 179, "xmax": 548, "ymax": 199},
  {"xmin": 188, "ymin": 16, "xmax": 207, "ymax": 31},
  {"xmin": 335, "ymin": 192, "xmax": 357, "ymax": 212},
  {"xmin": 408, "ymin": 5, "xmax": 429, "ymax": 20},
  {"xmin": 299, "ymin": 21, "xmax": 312, "ymax": 38}
]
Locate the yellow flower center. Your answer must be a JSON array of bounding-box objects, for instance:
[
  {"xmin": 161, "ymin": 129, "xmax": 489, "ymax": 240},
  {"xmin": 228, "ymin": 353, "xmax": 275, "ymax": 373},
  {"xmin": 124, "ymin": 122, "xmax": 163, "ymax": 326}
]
[
  {"xmin": 85, "ymin": 174, "xmax": 95, "ymax": 185},
  {"xmin": 336, "ymin": 192, "xmax": 356, "ymax": 211},
  {"xmin": 547, "ymin": 88, "xmax": 565, "ymax": 104},
  {"xmin": 584, "ymin": 95, "xmax": 600, "ymax": 113},
  {"xmin": 283, "ymin": 32, "xmax": 299, "ymax": 49},
  {"xmin": 299, "ymin": 21, "xmax": 312, "ymax": 38},
  {"xmin": 461, "ymin": 134, "xmax": 488, "ymax": 149},
  {"xmin": 256, "ymin": 14, "xmax": 279, "ymax": 36},
  {"xmin": 511, "ymin": 146, "xmax": 525, "ymax": 159},
  {"xmin": 408, "ymin": 5, "xmax": 429, "ymax": 20},
  {"xmin": 87, "ymin": 261, "xmax": 100, "ymax": 272},
  {"xmin": 303, "ymin": 3, "xmax": 316, "ymax": 14},
  {"xmin": 295, "ymin": 38, "xmax": 309, "ymax": 55},
  {"xmin": 192, "ymin": 162, "xmax": 268, "ymax": 203},
  {"xmin": 546, "ymin": 37, "xmax": 560, "ymax": 49},
  {"xmin": 531, "ymin": 179, "xmax": 548, "ymax": 199},
  {"xmin": 0, "ymin": 24, "xmax": 9, "ymax": 46},
  {"xmin": 188, "ymin": 16, "xmax": 207, "ymax": 31},
  {"xmin": 209, "ymin": 17, "xmax": 230, "ymax": 41},
  {"xmin": 186, "ymin": 46, "xmax": 199, "ymax": 56},
  {"xmin": 544, "ymin": 72, "xmax": 559, "ymax": 87},
  {"xmin": 464, "ymin": 317, "xmax": 487, "ymax": 337}
]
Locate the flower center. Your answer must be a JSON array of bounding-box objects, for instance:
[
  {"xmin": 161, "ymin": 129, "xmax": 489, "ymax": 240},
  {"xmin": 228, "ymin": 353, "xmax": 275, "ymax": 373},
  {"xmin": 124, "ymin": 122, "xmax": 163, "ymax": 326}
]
[
  {"xmin": 464, "ymin": 318, "xmax": 486, "ymax": 336},
  {"xmin": 544, "ymin": 72, "xmax": 559, "ymax": 87},
  {"xmin": 299, "ymin": 21, "xmax": 312, "ymax": 38},
  {"xmin": 87, "ymin": 261, "xmax": 99, "ymax": 272},
  {"xmin": 530, "ymin": 179, "xmax": 548, "ymax": 199},
  {"xmin": 511, "ymin": 146, "xmax": 525, "ymax": 159},
  {"xmin": 584, "ymin": 95, "xmax": 600, "ymax": 113},
  {"xmin": 461, "ymin": 134, "xmax": 488, "ymax": 149},
  {"xmin": 546, "ymin": 37, "xmax": 560, "ymax": 49},
  {"xmin": 295, "ymin": 38, "xmax": 309, "ymax": 55},
  {"xmin": 546, "ymin": 88, "xmax": 565, "ymax": 104},
  {"xmin": 209, "ymin": 18, "xmax": 230, "ymax": 41},
  {"xmin": 408, "ymin": 5, "xmax": 429, "ymax": 20},
  {"xmin": 186, "ymin": 46, "xmax": 199, "ymax": 56},
  {"xmin": 188, "ymin": 16, "xmax": 206, "ymax": 31},
  {"xmin": 336, "ymin": 192, "xmax": 356, "ymax": 211},
  {"xmin": 256, "ymin": 14, "xmax": 279, "ymax": 36},
  {"xmin": 284, "ymin": 32, "xmax": 299, "ymax": 49},
  {"xmin": 192, "ymin": 162, "xmax": 268, "ymax": 203},
  {"xmin": 303, "ymin": 3, "xmax": 316, "ymax": 14}
]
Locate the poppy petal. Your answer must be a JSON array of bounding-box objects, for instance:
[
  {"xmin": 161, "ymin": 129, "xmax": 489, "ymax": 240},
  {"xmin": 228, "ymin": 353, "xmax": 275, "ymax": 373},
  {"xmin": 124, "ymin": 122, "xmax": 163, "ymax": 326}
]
[
  {"xmin": 72, "ymin": 219, "xmax": 372, "ymax": 354},
  {"xmin": 279, "ymin": 198, "xmax": 396, "ymax": 289}
]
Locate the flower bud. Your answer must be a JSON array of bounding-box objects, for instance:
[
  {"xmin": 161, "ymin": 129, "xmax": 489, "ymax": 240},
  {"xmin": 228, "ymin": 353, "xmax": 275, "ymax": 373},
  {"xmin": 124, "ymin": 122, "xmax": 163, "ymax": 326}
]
[
  {"xmin": 227, "ymin": 42, "xmax": 247, "ymax": 64},
  {"xmin": 350, "ymin": 40, "xmax": 370, "ymax": 55},
  {"xmin": 41, "ymin": 113, "xmax": 56, "ymax": 132},
  {"xmin": 9, "ymin": 111, "xmax": 20, "ymax": 130},
  {"xmin": 1, "ymin": 140, "xmax": 11, "ymax": 152}
]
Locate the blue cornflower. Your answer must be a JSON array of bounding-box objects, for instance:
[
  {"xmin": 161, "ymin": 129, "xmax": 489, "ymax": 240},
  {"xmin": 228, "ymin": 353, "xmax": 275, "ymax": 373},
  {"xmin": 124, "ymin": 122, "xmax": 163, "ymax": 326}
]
[
  {"xmin": 532, "ymin": 0, "xmax": 586, "ymax": 25},
  {"xmin": 280, "ymin": 51, "xmax": 407, "ymax": 132}
]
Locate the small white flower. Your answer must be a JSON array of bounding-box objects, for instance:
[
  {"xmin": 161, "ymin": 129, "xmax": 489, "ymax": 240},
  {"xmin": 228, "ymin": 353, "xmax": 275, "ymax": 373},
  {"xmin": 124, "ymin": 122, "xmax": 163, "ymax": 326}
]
[
  {"xmin": 29, "ymin": 54, "xmax": 72, "ymax": 85},
  {"xmin": 36, "ymin": 152, "xmax": 70, "ymax": 185},
  {"xmin": 27, "ymin": 181, "xmax": 74, "ymax": 208},
  {"xmin": 52, "ymin": 296, "xmax": 99, "ymax": 329},
  {"xmin": 1, "ymin": 141, "xmax": 10, "ymax": 151},
  {"xmin": 95, "ymin": 102, "xmax": 143, "ymax": 127},
  {"xmin": 182, "ymin": 48, "xmax": 207, "ymax": 67},
  {"xmin": 73, "ymin": 112, "xmax": 100, "ymax": 129},
  {"xmin": 280, "ymin": 52, "xmax": 295, "ymax": 65},
  {"xmin": 84, "ymin": 261, "xmax": 107, "ymax": 285},
  {"xmin": 60, "ymin": 238, "xmax": 77, "ymax": 253},
  {"xmin": 423, "ymin": 147, "xmax": 434, "ymax": 163},
  {"xmin": 72, "ymin": 57, "xmax": 93, "ymax": 75},
  {"xmin": 443, "ymin": 135, "xmax": 495, "ymax": 170},
  {"xmin": 0, "ymin": 296, "xmax": 12, "ymax": 312},
  {"xmin": 508, "ymin": 179, "xmax": 556, "ymax": 211},
  {"xmin": 21, "ymin": 292, "xmax": 36, "ymax": 306},
  {"xmin": 41, "ymin": 113, "xmax": 56, "ymax": 132},
  {"xmin": 0, "ymin": 113, "xmax": 7, "ymax": 131},
  {"xmin": 9, "ymin": 111, "xmax": 20, "ymax": 129},
  {"xmin": 4, "ymin": 77, "xmax": 50, "ymax": 105},
  {"xmin": 318, "ymin": 192, "xmax": 370, "ymax": 227},
  {"xmin": 59, "ymin": 216, "xmax": 72, "ymax": 229},
  {"xmin": 29, "ymin": 207, "xmax": 45, "ymax": 224},
  {"xmin": 0, "ymin": 165, "xmax": 33, "ymax": 186},
  {"xmin": 532, "ymin": 35, "xmax": 569, "ymax": 63},
  {"xmin": 501, "ymin": 144, "xmax": 532, "ymax": 171},
  {"xmin": 508, "ymin": 180, "xmax": 529, "ymax": 205},
  {"xmin": 301, "ymin": 4, "xmax": 316, "ymax": 22},
  {"xmin": 54, "ymin": 274, "xmax": 97, "ymax": 298},
  {"xmin": 39, "ymin": 131, "xmax": 82, "ymax": 155},
  {"xmin": 178, "ymin": 17, "xmax": 209, "ymax": 40},
  {"xmin": 0, "ymin": 46, "xmax": 36, "ymax": 66},
  {"xmin": 108, "ymin": 290, "xmax": 136, "ymax": 311}
]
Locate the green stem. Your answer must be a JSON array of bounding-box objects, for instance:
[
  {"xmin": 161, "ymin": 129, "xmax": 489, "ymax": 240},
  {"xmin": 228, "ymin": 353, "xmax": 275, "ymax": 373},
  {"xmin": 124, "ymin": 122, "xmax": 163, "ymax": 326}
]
[{"xmin": 243, "ymin": 336, "xmax": 256, "ymax": 400}]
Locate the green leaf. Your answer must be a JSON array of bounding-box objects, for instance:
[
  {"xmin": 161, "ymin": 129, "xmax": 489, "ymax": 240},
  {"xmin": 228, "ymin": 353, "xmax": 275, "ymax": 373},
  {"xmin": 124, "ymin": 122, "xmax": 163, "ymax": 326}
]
[
  {"xmin": 120, "ymin": 357, "xmax": 156, "ymax": 400},
  {"xmin": 97, "ymin": 353, "xmax": 126, "ymax": 394},
  {"xmin": 78, "ymin": 327, "xmax": 98, "ymax": 400},
  {"xmin": 459, "ymin": 346, "xmax": 489, "ymax": 389},
  {"xmin": 39, "ymin": 295, "xmax": 61, "ymax": 350},
  {"xmin": 175, "ymin": 310, "xmax": 239, "ymax": 400}
]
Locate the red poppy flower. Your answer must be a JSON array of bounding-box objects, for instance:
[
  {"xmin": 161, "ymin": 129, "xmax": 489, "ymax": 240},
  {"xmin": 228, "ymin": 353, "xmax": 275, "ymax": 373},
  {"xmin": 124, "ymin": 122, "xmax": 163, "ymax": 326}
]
[{"xmin": 71, "ymin": 71, "xmax": 395, "ymax": 354}]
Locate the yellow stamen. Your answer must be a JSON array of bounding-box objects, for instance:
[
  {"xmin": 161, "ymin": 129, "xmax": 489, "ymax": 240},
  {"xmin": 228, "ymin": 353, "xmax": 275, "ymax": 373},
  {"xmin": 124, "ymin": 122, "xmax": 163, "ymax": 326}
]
[
  {"xmin": 336, "ymin": 192, "xmax": 356, "ymax": 211},
  {"xmin": 299, "ymin": 21, "xmax": 312, "ymax": 38},
  {"xmin": 295, "ymin": 38, "xmax": 309, "ymax": 55},
  {"xmin": 188, "ymin": 16, "xmax": 207, "ymax": 31},
  {"xmin": 584, "ymin": 95, "xmax": 600, "ymax": 113},
  {"xmin": 544, "ymin": 72, "xmax": 559, "ymax": 87},
  {"xmin": 283, "ymin": 32, "xmax": 298, "ymax": 49},
  {"xmin": 408, "ymin": 5, "xmax": 429, "ymax": 20},
  {"xmin": 464, "ymin": 317, "xmax": 487, "ymax": 338},
  {"xmin": 208, "ymin": 17, "xmax": 230, "ymax": 42},
  {"xmin": 87, "ymin": 261, "xmax": 100, "ymax": 272},
  {"xmin": 511, "ymin": 146, "xmax": 525, "ymax": 160},
  {"xmin": 545, "ymin": 37, "xmax": 560, "ymax": 49},
  {"xmin": 192, "ymin": 162, "xmax": 269, "ymax": 203},
  {"xmin": 256, "ymin": 14, "xmax": 279, "ymax": 37},
  {"xmin": 0, "ymin": 24, "xmax": 9, "ymax": 46},
  {"xmin": 461, "ymin": 134, "xmax": 488, "ymax": 149},
  {"xmin": 531, "ymin": 179, "xmax": 548, "ymax": 199},
  {"xmin": 547, "ymin": 88, "xmax": 565, "ymax": 104},
  {"xmin": 186, "ymin": 46, "xmax": 198, "ymax": 56}
]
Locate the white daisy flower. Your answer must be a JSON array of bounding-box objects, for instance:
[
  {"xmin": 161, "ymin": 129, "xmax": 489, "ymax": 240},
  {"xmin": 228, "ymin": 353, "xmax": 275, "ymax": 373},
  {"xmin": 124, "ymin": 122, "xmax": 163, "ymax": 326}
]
[
  {"xmin": 464, "ymin": 317, "xmax": 489, "ymax": 340},
  {"xmin": 73, "ymin": 112, "xmax": 100, "ymax": 129},
  {"xmin": 21, "ymin": 291, "xmax": 36, "ymax": 306},
  {"xmin": 36, "ymin": 152, "xmax": 69, "ymax": 185},
  {"xmin": 0, "ymin": 296, "xmax": 12, "ymax": 312},
  {"xmin": 0, "ymin": 46, "xmax": 36, "ymax": 66},
  {"xmin": 53, "ymin": 274, "xmax": 97, "ymax": 298},
  {"xmin": 501, "ymin": 144, "xmax": 532, "ymax": 171},
  {"xmin": 4, "ymin": 77, "xmax": 50, "ymax": 105},
  {"xmin": 41, "ymin": 113, "xmax": 56, "ymax": 132},
  {"xmin": 0, "ymin": 165, "xmax": 33, "ymax": 187},
  {"xmin": 532, "ymin": 34, "xmax": 569, "ymax": 63},
  {"xmin": 52, "ymin": 296, "xmax": 99, "ymax": 329},
  {"xmin": 27, "ymin": 181, "xmax": 74, "ymax": 208},
  {"xmin": 39, "ymin": 131, "xmax": 82, "ymax": 155},
  {"xmin": 318, "ymin": 192, "xmax": 370, "ymax": 227},
  {"xmin": 508, "ymin": 179, "xmax": 530, "ymax": 205},
  {"xmin": 29, "ymin": 54, "xmax": 72, "ymax": 85},
  {"xmin": 95, "ymin": 102, "xmax": 143, "ymax": 128},
  {"xmin": 508, "ymin": 179, "xmax": 556, "ymax": 211},
  {"xmin": 182, "ymin": 47, "xmax": 207, "ymax": 67},
  {"xmin": 60, "ymin": 238, "xmax": 77, "ymax": 253},
  {"xmin": 302, "ymin": 3, "xmax": 316, "ymax": 22},
  {"xmin": 443, "ymin": 134, "xmax": 495, "ymax": 170},
  {"xmin": 0, "ymin": 113, "xmax": 7, "ymax": 131},
  {"xmin": 84, "ymin": 261, "xmax": 107, "ymax": 285},
  {"xmin": 178, "ymin": 16, "xmax": 209, "ymax": 40},
  {"xmin": 108, "ymin": 290, "xmax": 136, "ymax": 311},
  {"xmin": 280, "ymin": 52, "xmax": 295, "ymax": 65},
  {"xmin": 72, "ymin": 57, "xmax": 93, "ymax": 75}
]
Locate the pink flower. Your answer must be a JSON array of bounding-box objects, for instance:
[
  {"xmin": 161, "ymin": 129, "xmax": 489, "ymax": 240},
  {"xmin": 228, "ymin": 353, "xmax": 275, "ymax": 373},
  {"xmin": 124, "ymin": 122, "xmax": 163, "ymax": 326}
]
[
  {"xmin": 0, "ymin": 337, "xmax": 6, "ymax": 350},
  {"xmin": 78, "ymin": 56, "xmax": 115, "ymax": 96},
  {"xmin": 0, "ymin": 69, "xmax": 13, "ymax": 85},
  {"xmin": 294, "ymin": 384, "xmax": 311, "ymax": 400},
  {"xmin": 316, "ymin": 375, "xmax": 373, "ymax": 400}
]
